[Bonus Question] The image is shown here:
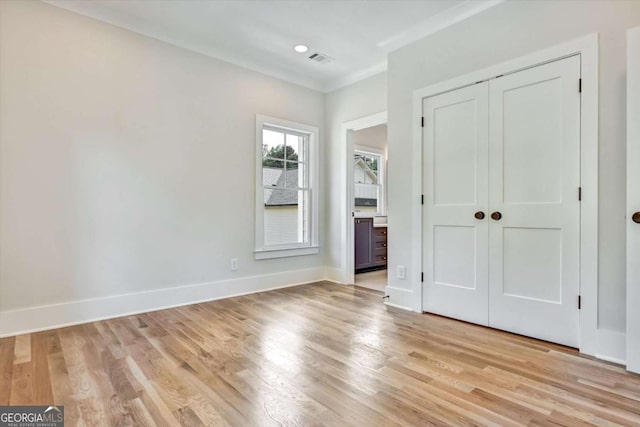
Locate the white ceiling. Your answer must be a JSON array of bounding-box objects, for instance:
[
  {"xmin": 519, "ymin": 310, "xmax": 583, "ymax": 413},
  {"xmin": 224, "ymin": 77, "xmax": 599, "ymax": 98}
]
[{"xmin": 44, "ymin": 0, "xmax": 503, "ymax": 92}]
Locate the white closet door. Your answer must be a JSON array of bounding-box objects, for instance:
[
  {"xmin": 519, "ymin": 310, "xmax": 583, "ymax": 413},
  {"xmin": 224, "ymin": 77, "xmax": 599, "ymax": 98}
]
[
  {"xmin": 488, "ymin": 55, "xmax": 581, "ymax": 347},
  {"xmin": 627, "ymin": 26, "xmax": 640, "ymax": 374},
  {"xmin": 422, "ymin": 83, "xmax": 489, "ymax": 325}
]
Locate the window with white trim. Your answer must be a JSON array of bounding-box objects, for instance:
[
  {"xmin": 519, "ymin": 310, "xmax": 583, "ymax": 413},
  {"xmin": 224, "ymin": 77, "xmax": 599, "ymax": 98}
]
[
  {"xmin": 255, "ymin": 115, "xmax": 319, "ymax": 259},
  {"xmin": 354, "ymin": 146, "xmax": 385, "ymax": 216}
]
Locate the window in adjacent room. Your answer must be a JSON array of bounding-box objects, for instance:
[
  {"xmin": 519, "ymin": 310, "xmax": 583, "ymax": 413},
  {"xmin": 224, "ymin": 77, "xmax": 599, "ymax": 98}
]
[
  {"xmin": 255, "ymin": 115, "xmax": 319, "ymax": 259},
  {"xmin": 354, "ymin": 147, "xmax": 385, "ymax": 216}
]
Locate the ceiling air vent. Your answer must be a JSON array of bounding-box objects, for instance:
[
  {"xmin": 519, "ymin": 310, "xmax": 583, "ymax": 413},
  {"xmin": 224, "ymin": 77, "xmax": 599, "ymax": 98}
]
[{"xmin": 308, "ymin": 52, "xmax": 334, "ymax": 64}]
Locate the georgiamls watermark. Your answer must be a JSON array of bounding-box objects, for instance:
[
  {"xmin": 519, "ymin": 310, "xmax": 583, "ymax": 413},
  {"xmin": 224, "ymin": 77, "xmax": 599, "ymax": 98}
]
[{"xmin": 0, "ymin": 406, "xmax": 64, "ymax": 427}]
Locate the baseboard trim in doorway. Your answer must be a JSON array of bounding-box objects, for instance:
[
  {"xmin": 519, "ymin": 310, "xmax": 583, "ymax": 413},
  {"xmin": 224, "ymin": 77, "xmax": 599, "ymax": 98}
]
[
  {"xmin": 594, "ymin": 328, "xmax": 626, "ymax": 366},
  {"xmin": 0, "ymin": 267, "xmax": 326, "ymax": 338},
  {"xmin": 384, "ymin": 286, "xmax": 416, "ymax": 311},
  {"xmin": 324, "ymin": 267, "xmax": 348, "ymax": 284}
]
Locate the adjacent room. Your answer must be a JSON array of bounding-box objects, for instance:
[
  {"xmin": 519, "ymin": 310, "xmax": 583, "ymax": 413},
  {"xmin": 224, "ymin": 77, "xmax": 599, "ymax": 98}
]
[
  {"xmin": 352, "ymin": 124, "xmax": 388, "ymax": 292},
  {"xmin": 1, "ymin": 0, "xmax": 640, "ymax": 425}
]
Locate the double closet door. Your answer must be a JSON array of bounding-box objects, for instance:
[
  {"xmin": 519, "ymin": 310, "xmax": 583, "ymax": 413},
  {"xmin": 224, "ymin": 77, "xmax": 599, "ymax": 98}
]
[{"xmin": 422, "ymin": 55, "xmax": 581, "ymax": 347}]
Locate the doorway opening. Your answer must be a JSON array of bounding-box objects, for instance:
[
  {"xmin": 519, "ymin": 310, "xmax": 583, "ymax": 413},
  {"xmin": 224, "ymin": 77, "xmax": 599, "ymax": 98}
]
[
  {"xmin": 352, "ymin": 125, "xmax": 387, "ymax": 292},
  {"xmin": 341, "ymin": 112, "xmax": 387, "ymax": 289}
]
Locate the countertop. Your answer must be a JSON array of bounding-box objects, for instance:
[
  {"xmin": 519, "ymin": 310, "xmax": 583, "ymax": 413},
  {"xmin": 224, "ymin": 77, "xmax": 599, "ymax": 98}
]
[{"xmin": 354, "ymin": 216, "xmax": 387, "ymax": 228}]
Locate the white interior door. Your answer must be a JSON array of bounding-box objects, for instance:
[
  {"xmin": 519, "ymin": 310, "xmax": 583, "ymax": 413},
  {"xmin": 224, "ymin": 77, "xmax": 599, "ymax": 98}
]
[
  {"xmin": 627, "ymin": 27, "xmax": 640, "ymax": 374},
  {"xmin": 422, "ymin": 83, "xmax": 489, "ymax": 325},
  {"xmin": 488, "ymin": 56, "xmax": 581, "ymax": 347}
]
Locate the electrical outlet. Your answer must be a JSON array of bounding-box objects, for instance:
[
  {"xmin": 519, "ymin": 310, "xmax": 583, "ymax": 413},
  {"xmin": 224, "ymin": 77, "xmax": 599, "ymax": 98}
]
[
  {"xmin": 230, "ymin": 258, "xmax": 238, "ymax": 271},
  {"xmin": 397, "ymin": 265, "xmax": 406, "ymax": 280}
]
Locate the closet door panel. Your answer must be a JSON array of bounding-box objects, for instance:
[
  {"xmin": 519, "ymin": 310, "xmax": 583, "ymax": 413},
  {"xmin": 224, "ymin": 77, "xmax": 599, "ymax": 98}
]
[
  {"xmin": 422, "ymin": 83, "xmax": 490, "ymax": 325},
  {"xmin": 488, "ymin": 55, "xmax": 581, "ymax": 347}
]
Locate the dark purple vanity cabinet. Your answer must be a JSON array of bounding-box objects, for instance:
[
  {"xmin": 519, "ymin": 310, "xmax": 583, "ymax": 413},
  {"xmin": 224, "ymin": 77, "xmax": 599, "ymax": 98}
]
[
  {"xmin": 354, "ymin": 218, "xmax": 387, "ymax": 272},
  {"xmin": 354, "ymin": 218, "xmax": 373, "ymax": 270}
]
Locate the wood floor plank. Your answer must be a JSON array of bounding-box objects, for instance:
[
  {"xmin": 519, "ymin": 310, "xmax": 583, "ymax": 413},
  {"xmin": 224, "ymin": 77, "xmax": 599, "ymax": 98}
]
[
  {"xmin": 9, "ymin": 362, "xmax": 33, "ymax": 405},
  {"xmin": 31, "ymin": 332, "xmax": 54, "ymax": 404},
  {"xmin": 0, "ymin": 336, "xmax": 15, "ymax": 405},
  {"xmin": 4, "ymin": 281, "xmax": 640, "ymax": 426},
  {"xmin": 47, "ymin": 351, "xmax": 79, "ymax": 422},
  {"xmin": 13, "ymin": 334, "xmax": 31, "ymax": 365},
  {"xmin": 125, "ymin": 357, "xmax": 181, "ymax": 427},
  {"xmin": 57, "ymin": 326, "xmax": 111, "ymax": 426}
]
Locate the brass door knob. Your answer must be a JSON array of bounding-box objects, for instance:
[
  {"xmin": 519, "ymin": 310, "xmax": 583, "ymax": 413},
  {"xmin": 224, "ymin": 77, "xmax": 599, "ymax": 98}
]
[
  {"xmin": 633, "ymin": 212, "xmax": 640, "ymax": 224},
  {"xmin": 474, "ymin": 211, "xmax": 485, "ymax": 220},
  {"xmin": 491, "ymin": 211, "xmax": 502, "ymax": 221}
]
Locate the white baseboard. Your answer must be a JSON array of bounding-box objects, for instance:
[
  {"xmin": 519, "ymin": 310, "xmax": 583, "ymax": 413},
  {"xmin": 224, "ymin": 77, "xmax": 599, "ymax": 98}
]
[
  {"xmin": 0, "ymin": 267, "xmax": 326, "ymax": 338},
  {"xmin": 1, "ymin": 266, "xmax": 629, "ymax": 370},
  {"xmin": 385, "ymin": 285, "xmax": 628, "ymax": 368},
  {"xmin": 593, "ymin": 328, "xmax": 626, "ymax": 366},
  {"xmin": 324, "ymin": 267, "xmax": 347, "ymax": 284},
  {"xmin": 384, "ymin": 285, "xmax": 416, "ymax": 311}
]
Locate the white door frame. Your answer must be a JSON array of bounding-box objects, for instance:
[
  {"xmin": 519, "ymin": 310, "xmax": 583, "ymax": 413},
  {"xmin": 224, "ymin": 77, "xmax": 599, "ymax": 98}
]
[
  {"xmin": 412, "ymin": 33, "xmax": 600, "ymax": 356},
  {"xmin": 626, "ymin": 26, "xmax": 640, "ymax": 374},
  {"xmin": 340, "ymin": 112, "xmax": 388, "ymax": 285}
]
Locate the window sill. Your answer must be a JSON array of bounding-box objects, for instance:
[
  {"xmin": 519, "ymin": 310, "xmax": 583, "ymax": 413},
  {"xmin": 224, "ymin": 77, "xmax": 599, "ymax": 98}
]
[{"xmin": 254, "ymin": 245, "xmax": 320, "ymax": 260}]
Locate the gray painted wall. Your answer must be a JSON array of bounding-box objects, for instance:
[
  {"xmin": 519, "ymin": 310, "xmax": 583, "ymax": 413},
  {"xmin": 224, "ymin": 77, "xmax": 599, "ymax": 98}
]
[
  {"xmin": 324, "ymin": 74, "xmax": 387, "ymax": 274},
  {"xmin": 0, "ymin": 0, "xmax": 325, "ymax": 312}
]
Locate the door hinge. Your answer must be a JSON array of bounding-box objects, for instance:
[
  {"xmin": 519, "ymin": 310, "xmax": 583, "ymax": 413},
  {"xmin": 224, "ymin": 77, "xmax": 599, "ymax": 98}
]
[
  {"xmin": 579, "ymin": 78, "xmax": 582, "ymax": 93},
  {"xmin": 421, "ymin": 195, "xmax": 424, "ymax": 205},
  {"xmin": 421, "ymin": 117, "xmax": 424, "ymax": 127},
  {"xmin": 578, "ymin": 295, "xmax": 582, "ymax": 310},
  {"xmin": 578, "ymin": 187, "xmax": 582, "ymax": 201},
  {"xmin": 421, "ymin": 272, "xmax": 424, "ymax": 282}
]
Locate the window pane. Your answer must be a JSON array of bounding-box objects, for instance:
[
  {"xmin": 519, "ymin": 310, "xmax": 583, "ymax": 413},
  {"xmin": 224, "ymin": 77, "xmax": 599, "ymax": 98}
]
[
  {"xmin": 354, "ymin": 151, "xmax": 383, "ymax": 214},
  {"xmin": 263, "ymin": 129, "xmax": 285, "ymax": 160},
  {"xmin": 365, "ymin": 155, "xmax": 378, "ymax": 184},
  {"xmin": 262, "ymin": 162, "xmax": 284, "ymax": 187},
  {"xmin": 286, "ymin": 134, "xmax": 304, "ymax": 162},
  {"xmin": 354, "ymin": 154, "xmax": 365, "ymax": 183},
  {"xmin": 285, "ymin": 161, "xmax": 306, "ymax": 188},
  {"xmin": 264, "ymin": 188, "xmax": 274, "ymax": 206},
  {"xmin": 264, "ymin": 189, "xmax": 309, "ymax": 245},
  {"xmin": 354, "ymin": 153, "xmax": 379, "ymax": 185}
]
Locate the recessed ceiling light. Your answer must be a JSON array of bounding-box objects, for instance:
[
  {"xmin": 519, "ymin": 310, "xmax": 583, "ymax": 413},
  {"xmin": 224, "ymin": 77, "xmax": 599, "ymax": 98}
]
[{"xmin": 294, "ymin": 44, "xmax": 308, "ymax": 53}]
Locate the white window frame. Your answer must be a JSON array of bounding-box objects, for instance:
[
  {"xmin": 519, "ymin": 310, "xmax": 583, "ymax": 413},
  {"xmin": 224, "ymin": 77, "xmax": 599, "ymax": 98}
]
[
  {"xmin": 254, "ymin": 114, "xmax": 319, "ymax": 260},
  {"xmin": 353, "ymin": 145, "xmax": 386, "ymax": 217}
]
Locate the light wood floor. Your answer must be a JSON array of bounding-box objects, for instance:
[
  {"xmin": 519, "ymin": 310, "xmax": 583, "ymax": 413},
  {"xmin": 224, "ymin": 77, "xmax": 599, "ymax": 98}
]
[
  {"xmin": 354, "ymin": 269, "xmax": 387, "ymax": 292},
  {"xmin": 1, "ymin": 282, "xmax": 639, "ymax": 426}
]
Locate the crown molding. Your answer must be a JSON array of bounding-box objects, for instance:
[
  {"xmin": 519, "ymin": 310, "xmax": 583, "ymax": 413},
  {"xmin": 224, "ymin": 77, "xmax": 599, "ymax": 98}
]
[
  {"xmin": 323, "ymin": 60, "xmax": 388, "ymax": 93},
  {"xmin": 377, "ymin": 0, "xmax": 505, "ymax": 53}
]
